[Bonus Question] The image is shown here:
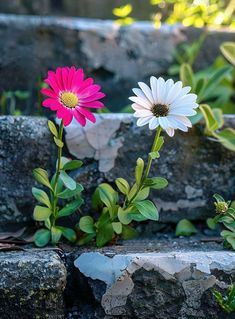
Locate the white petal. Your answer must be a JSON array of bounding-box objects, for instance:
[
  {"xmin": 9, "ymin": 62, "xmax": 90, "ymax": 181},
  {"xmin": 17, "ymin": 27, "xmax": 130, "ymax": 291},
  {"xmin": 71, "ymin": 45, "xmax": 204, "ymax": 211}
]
[
  {"xmin": 138, "ymin": 82, "xmax": 154, "ymax": 104},
  {"xmin": 173, "ymin": 115, "xmax": 192, "ymax": 127},
  {"xmin": 150, "ymin": 76, "xmax": 158, "ymax": 103},
  {"xmin": 159, "ymin": 117, "xmax": 170, "ymax": 130},
  {"xmin": 167, "ymin": 117, "xmax": 188, "ymax": 131},
  {"xmin": 165, "ymin": 81, "xmax": 183, "ymax": 104},
  {"xmin": 132, "ymin": 88, "xmax": 153, "ymax": 106},
  {"xmin": 165, "ymin": 127, "xmax": 175, "ymax": 137},
  {"xmin": 129, "ymin": 96, "xmax": 152, "ymax": 109},
  {"xmin": 169, "ymin": 108, "xmax": 197, "ymax": 116},
  {"xmin": 149, "ymin": 117, "xmax": 159, "ymax": 130},
  {"xmin": 171, "ymin": 94, "xmax": 197, "ymax": 108},
  {"xmin": 164, "ymin": 79, "xmax": 174, "ymax": 100},
  {"xmin": 134, "ymin": 109, "xmax": 152, "ymax": 117},
  {"xmin": 156, "ymin": 77, "xmax": 166, "ymax": 104},
  {"xmin": 132, "ymin": 103, "xmax": 146, "ymax": 111},
  {"xmin": 137, "ymin": 116, "xmax": 153, "ymax": 127},
  {"xmin": 176, "ymin": 86, "xmax": 191, "ymax": 99}
]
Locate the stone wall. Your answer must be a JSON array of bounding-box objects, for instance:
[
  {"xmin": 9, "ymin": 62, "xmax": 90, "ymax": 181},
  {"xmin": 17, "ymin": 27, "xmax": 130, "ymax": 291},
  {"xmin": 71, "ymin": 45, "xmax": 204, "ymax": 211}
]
[
  {"xmin": 0, "ymin": 14, "xmax": 234, "ymax": 111},
  {"xmin": 0, "ymin": 115, "xmax": 234, "ymax": 231}
]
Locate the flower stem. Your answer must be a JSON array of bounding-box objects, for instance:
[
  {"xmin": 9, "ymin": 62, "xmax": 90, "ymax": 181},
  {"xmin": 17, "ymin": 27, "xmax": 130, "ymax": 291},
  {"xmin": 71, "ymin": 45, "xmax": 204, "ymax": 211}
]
[
  {"xmin": 51, "ymin": 120, "xmax": 64, "ymax": 224},
  {"xmin": 127, "ymin": 126, "xmax": 162, "ymax": 205},
  {"xmin": 142, "ymin": 126, "xmax": 162, "ymax": 181}
]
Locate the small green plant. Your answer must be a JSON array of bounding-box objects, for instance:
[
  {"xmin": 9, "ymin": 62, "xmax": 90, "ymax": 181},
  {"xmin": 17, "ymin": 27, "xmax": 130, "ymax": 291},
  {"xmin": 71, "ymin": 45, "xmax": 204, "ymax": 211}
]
[
  {"xmin": 213, "ymin": 284, "xmax": 235, "ymax": 313},
  {"xmin": 179, "ymin": 40, "xmax": 235, "ymax": 152},
  {"xmin": 175, "ymin": 219, "xmax": 197, "ymax": 236},
  {"xmin": 0, "ymin": 90, "xmax": 30, "ymax": 115},
  {"xmin": 207, "ymin": 194, "xmax": 235, "ymax": 250},
  {"xmin": 78, "ymin": 127, "xmax": 167, "ymax": 247}
]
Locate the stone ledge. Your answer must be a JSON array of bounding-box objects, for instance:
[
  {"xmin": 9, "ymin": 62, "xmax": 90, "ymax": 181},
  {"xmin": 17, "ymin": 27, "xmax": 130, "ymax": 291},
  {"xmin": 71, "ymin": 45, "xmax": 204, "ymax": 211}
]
[
  {"xmin": 73, "ymin": 242, "xmax": 235, "ymax": 318},
  {"xmin": 0, "ymin": 250, "xmax": 67, "ymax": 319},
  {"xmin": 0, "ymin": 14, "xmax": 234, "ymax": 110}
]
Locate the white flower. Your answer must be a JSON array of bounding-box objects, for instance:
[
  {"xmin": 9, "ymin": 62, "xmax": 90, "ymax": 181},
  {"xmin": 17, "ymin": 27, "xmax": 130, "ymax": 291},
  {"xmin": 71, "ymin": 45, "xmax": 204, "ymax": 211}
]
[{"xmin": 129, "ymin": 77, "xmax": 198, "ymax": 137}]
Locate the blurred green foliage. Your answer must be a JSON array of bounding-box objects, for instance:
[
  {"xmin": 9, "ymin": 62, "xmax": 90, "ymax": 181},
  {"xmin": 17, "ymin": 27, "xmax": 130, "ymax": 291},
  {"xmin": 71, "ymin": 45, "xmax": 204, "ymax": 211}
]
[
  {"xmin": 113, "ymin": 0, "xmax": 235, "ymax": 28},
  {"xmin": 213, "ymin": 284, "xmax": 235, "ymax": 314}
]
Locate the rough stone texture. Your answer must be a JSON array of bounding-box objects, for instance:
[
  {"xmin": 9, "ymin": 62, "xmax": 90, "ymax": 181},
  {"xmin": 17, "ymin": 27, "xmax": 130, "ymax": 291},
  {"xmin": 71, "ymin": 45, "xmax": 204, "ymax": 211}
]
[
  {"xmin": 0, "ymin": 14, "xmax": 234, "ymax": 111},
  {"xmin": 74, "ymin": 241, "xmax": 235, "ymax": 318},
  {"xmin": 0, "ymin": 250, "xmax": 67, "ymax": 319},
  {"xmin": 0, "ymin": 116, "xmax": 56, "ymax": 231},
  {"xmin": 65, "ymin": 114, "xmax": 235, "ymax": 223}
]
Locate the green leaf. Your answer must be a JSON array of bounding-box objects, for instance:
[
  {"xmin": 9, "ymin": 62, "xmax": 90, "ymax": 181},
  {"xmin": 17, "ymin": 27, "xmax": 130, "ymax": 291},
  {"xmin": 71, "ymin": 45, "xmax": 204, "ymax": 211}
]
[
  {"xmin": 112, "ymin": 222, "xmax": 122, "ymax": 234},
  {"xmin": 203, "ymin": 65, "xmax": 232, "ymax": 100},
  {"xmin": 58, "ymin": 226, "xmax": 77, "ymax": 242},
  {"xmin": 207, "ymin": 217, "xmax": 217, "ymax": 230},
  {"xmin": 215, "ymin": 128, "xmax": 235, "ymax": 152},
  {"xmin": 134, "ymin": 187, "xmax": 150, "ymax": 201},
  {"xmin": 33, "ymin": 168, "xmax": 52, "ymax": 190},
  {"xmin": 48, "ymin": 120, "xmax": 58, "ymax": 137},
  {"xmin": 127, "ymin": 183, "xmax": 138, "ymax": 201},
  {"xmin": 54, "ymin": 137, "xmax": 64, "ymax": 148},
  {"xmin": 32, "ymin": 187, "xmax": 51, "ymax": 208},
  {"xmin": 118, "ymin": 207, "xmax": 132, "ymax": 225},
  {"xmin": 78, "ymin": 233, "xmax": 96, "ymax": 245},
  {"xmin": 226, "ymin": 236, "xmax": 235, "ymax": 250},
  {"xmin": 175, "ymin": 219, "xmax": 197, "ymax": 236},
  {"xmin": 199, "ymin": 104, "xmax": 219, "ymax": 132},
  {"xmin": 115, "ymin": 178, "xmax": 130, "ymax": 195},
  {"xmin": 135, "ymin": 158, "xmax": 144, "ymax": 186},
  {"xmin": 63, "ymin": 160, "xmax": 83, "ymax": 171},
  {"xmin": 79, "ymin": 216, "xmax": 95, "ymax": 234},
  {"xmin": 45, "ymin": 218, "xmax": 51, "ymax": 230},
  {"xmin": 98, "ymin": 184, "xmax": 118, "ymax": 207},
  {"xmin": 220, "ymin": 42, "xmax": 235, "ymax": 66},
  {"xmin": 57, "ymin": 183, "xmax": 83, "ymax": 199},
  {"xmin": 51, "ymin": 226, "xmax": 62, "ymax": 244},
  {"xmin": 213, "ymin": 193, "xmax": 225, "ymax": 203},
  {"xmin": 134, "ymin": 200, "xmax": 159, "ymax": 221},
  {"xmin": 195, "ymin": 77, "xmax": 206, "ymax": 101},
  {"xmin": 96, "ymin": 223, "xmax": 114, "ymax": 247},
  {"xmin": 57, "ymin": 199, "xmax": 83, "ymax": 218},
  {"xmin": 212, "ymin": 109, "xmax": 224, "ymax": 130},
  {"xmin": 51, "ymin": 173, "xmax": 64, "ymax": 193},
  {"xmin": 154, "ymin": 136, "xmax": 164, "ymax": 152},
  {"xmin": 129, "ymin": 211, "xmax": 148, "ymax": 222},
  {"xmin": 144, "ymin": 177, "xmax": 168, "ymax": 190},
  {"xmin": 180, "ymin": 63, "xmax": 194, "ymax": 89},
  {"xmin": 121, "ymin": 225, "xmax": 138, "ymax": 240},
  {"xmin": 149, "ymin": 151, "xmax": 160, "ymax": 159},
  {"xmin": 60, "ymin": 171, "xmax": 76, "ymax": 190},
  {"xmin": 33, "ymin": 205, "xmax": 51, "ymax": 221},
  {"xmin": 34, "ymin": 229, "xmax": 50, "ymax": 247}
]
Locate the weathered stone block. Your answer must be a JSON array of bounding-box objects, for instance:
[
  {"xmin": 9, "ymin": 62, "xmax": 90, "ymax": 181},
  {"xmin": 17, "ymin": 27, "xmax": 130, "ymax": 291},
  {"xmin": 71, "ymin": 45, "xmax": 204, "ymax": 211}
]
[
  {"xmin": 65, "ymin": 114, "xmax": 235, "ymax": 223},
  {"xmin": 0, "ymin": 14, "xmax": 234, "ymax": 111},
  {"xmin": 74, "ymin": 241, "xmax": 235, "ymax": 318},
  {"xmin": 0, "ymin": 116, "xmax": 56, "ymax": 231},
  {"xmin": 0, "ymin": 250, "xmax": 67, "ymax": 319}
]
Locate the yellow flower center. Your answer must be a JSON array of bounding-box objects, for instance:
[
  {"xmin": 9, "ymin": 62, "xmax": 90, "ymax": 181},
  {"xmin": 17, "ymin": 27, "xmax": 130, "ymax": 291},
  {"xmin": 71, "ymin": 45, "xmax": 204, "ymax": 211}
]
[{"xmin": 60, "ymin": 91, "xmax": 79, "ymax": 108}]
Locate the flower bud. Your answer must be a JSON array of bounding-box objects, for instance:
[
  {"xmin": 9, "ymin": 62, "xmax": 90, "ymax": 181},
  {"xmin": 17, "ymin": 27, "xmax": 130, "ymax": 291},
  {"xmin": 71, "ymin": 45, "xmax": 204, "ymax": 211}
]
[{"xmin": 215, "ymin": 201, "xmax": 228, "ymax": 214}]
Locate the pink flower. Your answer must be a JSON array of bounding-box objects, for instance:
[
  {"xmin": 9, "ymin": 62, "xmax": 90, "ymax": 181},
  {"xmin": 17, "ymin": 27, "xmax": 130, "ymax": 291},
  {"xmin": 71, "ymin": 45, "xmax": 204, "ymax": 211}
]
[{"xmin": 41, "ymin": 67, "xmax": 105, "ymax": 126}]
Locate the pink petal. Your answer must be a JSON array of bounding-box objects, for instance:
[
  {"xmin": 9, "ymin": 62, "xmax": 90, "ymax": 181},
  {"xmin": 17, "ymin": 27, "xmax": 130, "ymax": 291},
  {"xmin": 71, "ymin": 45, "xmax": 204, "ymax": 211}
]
[
  {"xmin": 75, "ymin": 78, "xmax": 94, "ymax": 93},
  {"xmin": 56, "ymin": 107, "xmax": 69, "ymax": 119},
  {"xmin": 55, "ymin": 67, "xmax": 65, "ymax": 91},
  {"xmin": 67, "ymin": 66, "xmax": 76, "ymax": 88},
  {"xmin": 73, "ymin": 109, "xmax": 86, "ymax": 126},
  {"xmin": 41, "ymin": 88, "xmax": 57, "ymax": 98},
  {"xmin": 80, "ymin": 101, "xmax": 104, "ymax": 109},
  {"xmin": 61, "ymin": 67, "xmax": 69, "ymax": 90},
  {"xmin": 77, "ymin": 107, "xmax": 96, "ymax": 123},
  {"xmin": 81, "ymin": 92, "xmax": 105, "ymax": 103},
  {"xmin": 42, "ymin": 98, "xmax": 61, "ymax": 111},
  {"xmin": 71, "ymin": 69, "xmax": 84, "ymax": 91},
  {"xmin": 63, "ymin": 112, "xmax": 73, "ymax": 126},
  {"xmin": 79, "ymin": 84, "xmax": 101, "ymax": 99},
  {"xmin": 45, "ymin": 71, "xmax": 61, "ymax": 92}
]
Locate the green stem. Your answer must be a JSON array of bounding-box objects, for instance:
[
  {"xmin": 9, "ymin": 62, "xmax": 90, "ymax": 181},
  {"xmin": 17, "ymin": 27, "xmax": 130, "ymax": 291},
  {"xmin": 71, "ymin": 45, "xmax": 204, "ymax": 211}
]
[
  {"xmin": 51, "ymin": 121, "xmax": 64, "ymax": 224},
  {"xmin": 142, "ymin": 126, "xmax": 162, "ymax": 181},
  {"xmin": 127, "ymin": 126, "xmax": 162, "ymax": 205}
]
